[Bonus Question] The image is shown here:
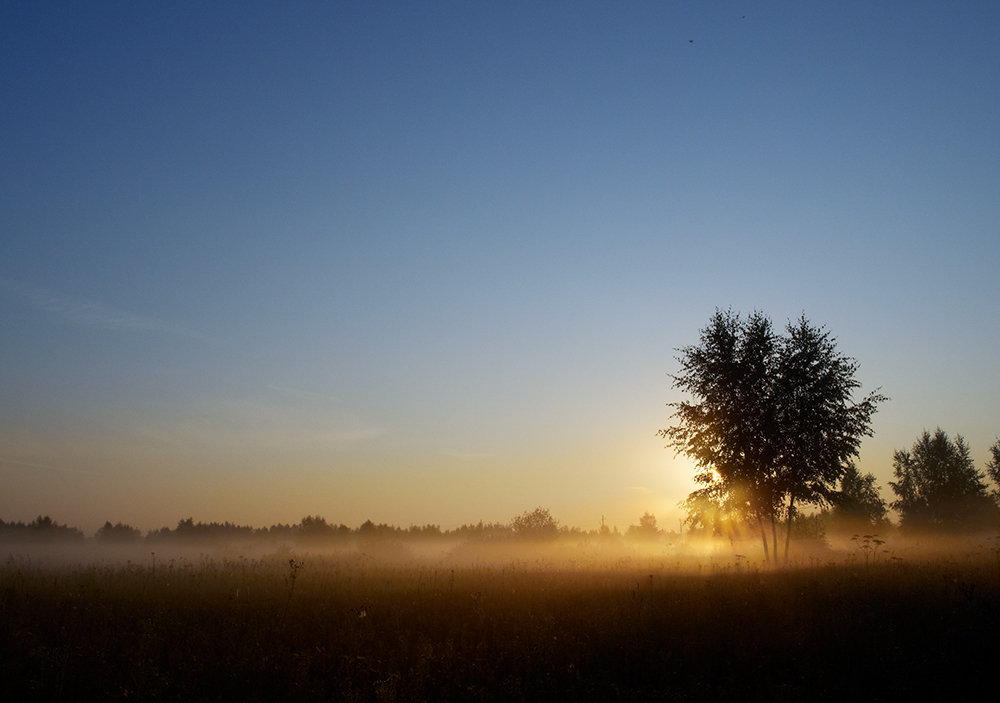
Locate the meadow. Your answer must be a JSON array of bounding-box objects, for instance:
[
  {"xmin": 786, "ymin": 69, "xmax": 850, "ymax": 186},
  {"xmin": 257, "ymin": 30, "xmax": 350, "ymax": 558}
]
[{"xmin": 2, "ymin": 537, "xmax": 998, "ymax": 702}]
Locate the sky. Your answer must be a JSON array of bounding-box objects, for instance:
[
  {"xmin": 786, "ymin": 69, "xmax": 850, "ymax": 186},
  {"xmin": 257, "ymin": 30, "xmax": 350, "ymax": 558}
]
[{"xmin": 2, "ymin": 1, "xmax": 999, "ymax": 537}]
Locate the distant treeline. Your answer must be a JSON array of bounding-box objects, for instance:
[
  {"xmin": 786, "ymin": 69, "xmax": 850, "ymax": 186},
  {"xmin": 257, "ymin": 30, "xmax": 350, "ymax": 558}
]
[
  {"xmin": 0, "ymin": 508, "xmax": 672, "ymax": 546},
  {"xmin": 0, "ymin": 515, "xmax": 85, "ymax": 543}
]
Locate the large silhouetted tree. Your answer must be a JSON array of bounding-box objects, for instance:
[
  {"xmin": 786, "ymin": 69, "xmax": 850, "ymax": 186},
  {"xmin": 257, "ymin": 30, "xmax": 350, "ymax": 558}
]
[
  {"xmin": 659, "ymin": 309, "xmax": 885, "ymax": 563},
  {"xmin": 889, "ymin": 429, "xmax": 999, "ymax": 532}
]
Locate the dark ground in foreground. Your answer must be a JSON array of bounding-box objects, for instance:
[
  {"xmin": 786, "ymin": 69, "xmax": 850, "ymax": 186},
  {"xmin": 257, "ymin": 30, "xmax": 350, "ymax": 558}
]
[{"xmin": 1, "ymin": 546, "xmax": 998, "ymax": 702}]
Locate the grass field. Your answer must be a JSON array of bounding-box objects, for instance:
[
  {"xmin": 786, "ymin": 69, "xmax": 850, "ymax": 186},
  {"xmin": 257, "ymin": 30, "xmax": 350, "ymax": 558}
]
[{"xmin": 2, "ymin": 537, "xmax": 998, "ymax": 701}]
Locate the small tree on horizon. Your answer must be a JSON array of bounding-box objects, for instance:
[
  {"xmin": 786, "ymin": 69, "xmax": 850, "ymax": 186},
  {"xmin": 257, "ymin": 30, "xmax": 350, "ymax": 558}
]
[
  {"xmin": 297, "ymin": 515, "xmax": 347, "ymax": 542},
  {"xmin": 510, "ymin": 507, "xmax": 558, "ymax": 540},
  {"xmin": 626, "ymin": 512, "xmax": 661, "ymax": 540},
  {"xmin": 95, "ymin": 521, "xmax": 141, "ymax": 543},
  {"xmin": 827, "ymin": 462, "xmax": 891, "ymax": 534}
]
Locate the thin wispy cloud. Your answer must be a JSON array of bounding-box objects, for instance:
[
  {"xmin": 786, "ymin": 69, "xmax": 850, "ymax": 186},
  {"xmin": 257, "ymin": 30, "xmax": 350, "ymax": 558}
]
[
  {"xmin": 127, "ymin": 396, "xmax": 385, "ymax": 452},
  {"xmin": 0, "ymin": 277, "xmax": 221, "ymax": 343},
  {"xmin": 0, "ymin": 457, "xmax": 97, "ymax": 476}
]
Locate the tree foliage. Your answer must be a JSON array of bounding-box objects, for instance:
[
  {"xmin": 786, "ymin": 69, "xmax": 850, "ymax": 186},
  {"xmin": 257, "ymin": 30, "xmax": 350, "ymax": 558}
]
[
  {"xmin": 790, "ymin": 512, "xmax": 827, "ymax": 545},
  {"xmin": 297, "ymin": 515, "xmax": 351, "ymax": 541},
  {"xmin": 510, "ymin": 507, "xmax": 558, "ymax": 540},
  {"xmin": 659, "ymin": 309, "xmax": 885, "ymax": 562},
  {"xmin": 0, "ymin": 515, "xmax": 84, "ymax": 543},
  {"xmin": 889, "ymin": 429, "xmax": 999, "ymax": 532},
  {"xmin": 828, "ymin": 462, "xmax": 890, "ymax": 533},
  {"xmin": 987, "ymin": 438, "xmax": 1000, "ymax": 503},
  {"xmin": 95, "ymin": 521, "xmax": 141, "ymax": 543},
  {"xmin": 626, "ymin": 512, "xmax": 660, "ymax": 540}
]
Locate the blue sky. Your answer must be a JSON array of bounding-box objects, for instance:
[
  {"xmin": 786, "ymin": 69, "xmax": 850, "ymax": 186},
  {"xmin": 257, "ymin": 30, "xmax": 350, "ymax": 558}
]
[{"xmin": 2, "ymin": 1, "xmax": 999, "ymax": 535}]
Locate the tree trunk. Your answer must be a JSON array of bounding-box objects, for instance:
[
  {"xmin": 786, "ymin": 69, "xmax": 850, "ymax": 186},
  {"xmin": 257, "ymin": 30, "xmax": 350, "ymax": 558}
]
[
  {"xmin": 783, "ymin": 493, "xmax": 796, "ymax": 565},
  {"xmin": 758, "ymin": 517, "xmax": 770, "ymax": 564},
  {"xmin": 771, "ymin": 514, "xmax": 778, "ymax": 562}
]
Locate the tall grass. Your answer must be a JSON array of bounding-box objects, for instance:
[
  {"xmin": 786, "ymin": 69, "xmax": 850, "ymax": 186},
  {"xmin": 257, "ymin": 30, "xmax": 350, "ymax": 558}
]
[{"xmin": 1, "ymin": 540, "xmax": 998, "ymax": 701}]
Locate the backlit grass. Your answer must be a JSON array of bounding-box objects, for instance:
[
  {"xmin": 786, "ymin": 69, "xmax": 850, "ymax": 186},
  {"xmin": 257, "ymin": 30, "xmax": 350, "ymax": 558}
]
[{"xmin": 2, "ymin": 541, "xmax": 998, "ymax": 701}]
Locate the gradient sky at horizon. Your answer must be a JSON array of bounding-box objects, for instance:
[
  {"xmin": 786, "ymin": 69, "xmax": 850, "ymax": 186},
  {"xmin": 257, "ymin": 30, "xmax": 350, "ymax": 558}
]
[{"xmin": 2, "ymin": 1, "xmax": 998, "ymax": 536}]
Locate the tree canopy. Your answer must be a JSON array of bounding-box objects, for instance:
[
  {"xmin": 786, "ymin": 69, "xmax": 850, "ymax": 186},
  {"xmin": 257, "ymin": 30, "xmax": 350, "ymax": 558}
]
[
  {"xmin": 510, "ymin": 507, "xmax": 559, "ymax": 540},
  {"xmin": 659, "ymin": 309, "xmax": 885, "ymax": 563},
  {"xmin": 95, "ymin": 521, "xmax": 142, "ymax": 543},
  {"xmin": 827, "ymin": 462, "xmax": 890, "ymax": 534},
  {"xmin": 625, "ymin": 512, "xmax": 661, "ymax": 540},
  {"xmin": 889, "ymin": 429, "xmax": 999, "ymax": 532},
  {"xmin": 987, "ymin": 439, "xmax": 1000, "ymax": 504}
]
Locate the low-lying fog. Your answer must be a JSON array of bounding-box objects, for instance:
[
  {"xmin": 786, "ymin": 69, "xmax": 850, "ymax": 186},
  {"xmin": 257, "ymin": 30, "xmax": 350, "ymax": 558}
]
[{"xmin": 5, "ymin": 530, "xmax": 998, "ymax": 572}]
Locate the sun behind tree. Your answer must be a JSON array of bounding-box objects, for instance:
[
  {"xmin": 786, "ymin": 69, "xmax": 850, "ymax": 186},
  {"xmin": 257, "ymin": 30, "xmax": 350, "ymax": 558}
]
[{"xmin": 659, "ymin": 309, "xmax": 886, "ymax": 564}]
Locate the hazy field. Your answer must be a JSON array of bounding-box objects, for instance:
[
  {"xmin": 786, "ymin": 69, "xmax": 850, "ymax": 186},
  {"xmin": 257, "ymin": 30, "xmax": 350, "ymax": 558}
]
[{"xmin": 2, "ymin": 534, "xmax": 998, "ymax": 701}]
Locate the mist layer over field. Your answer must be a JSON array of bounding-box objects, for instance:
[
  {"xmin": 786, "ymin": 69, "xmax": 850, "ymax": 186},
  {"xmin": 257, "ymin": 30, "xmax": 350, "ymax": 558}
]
[
  {"xmin": 6, "ymin": 527, "xmax": 998, "ymax": 572},
  {"xmin": 4, "ymin": 530, "xmax": 999, "ymax": 702}
]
